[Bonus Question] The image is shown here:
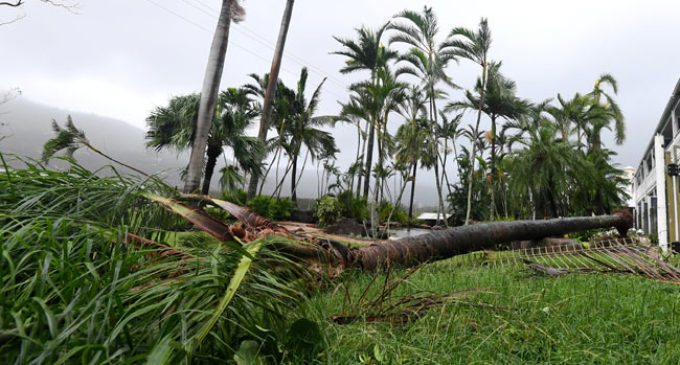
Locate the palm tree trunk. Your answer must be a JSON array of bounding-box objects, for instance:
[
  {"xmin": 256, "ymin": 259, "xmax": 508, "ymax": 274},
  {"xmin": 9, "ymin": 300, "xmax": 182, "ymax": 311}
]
[
  {"xmin": 84, "ymin": 143, "xmax": 150, "ymax": 178},
  {"xmin": 386, "ymin": 172, "xmax": 410, "ymax": 233},
  {"xmin": 340, "ymin": 214, "xmax": 630, "ymax": 270},
  {"xmin": 464, "ymin": 62, "xmax": 488, "ymax": 225},
  {"xmin": 258, "ymin": 145, "xmax": 280, "ymax": 196},
  {"xmin": 294, "ymin": 149, "xmax": 310, "ymax": 197},
  {"xmin": 291, "ymin": 152, "xmax": 298, "ymax": 201},
  {"xmin": 248, "ymin": 0, "xmax": 295, "ymax": 199},
  {"xmin": 362, "ymin": 120, "xmax": 375, "ymax": 200},
  {"xmin": 201, "ymin": 143, "xmax": 223, "ymax": 195},
  {"xmin": 184, "ymin": 0, "xmax": 233, "ymax": 194},
  {"xmin": 489, "ymin": 115, "xmax": 497, "ymax": 220},
  {"xmin": 408, "ymin": 161, "xmax": 418, "ymax": 221},
  {"xmin": 356, "ymin": 122, "xmax": 366, "ymax": 197},
  {"xmin": 429, "ymin": 89, "xmax": 447, "ymax": 227}
]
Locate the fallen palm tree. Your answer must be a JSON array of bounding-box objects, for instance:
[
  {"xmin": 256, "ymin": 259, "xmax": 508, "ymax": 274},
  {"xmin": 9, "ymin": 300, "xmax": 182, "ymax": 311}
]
[{"xmin": 149, "ymin": 194, "xmax": 634, "ymax": 271}]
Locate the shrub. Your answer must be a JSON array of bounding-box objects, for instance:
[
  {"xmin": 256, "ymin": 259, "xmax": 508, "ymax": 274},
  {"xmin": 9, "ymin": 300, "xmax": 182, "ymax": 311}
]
[
  {"xmin": 379, "ymin": 201, "xmax": 409, "ymax": 224},
  {"xmin": 222, "ymin": 188, "xmax": 247, "ymax": 205},
  {"xmin": 314, "ymin": 195, "xmax": 342, "ymax": 228},
  {"xmin": 337, "ymin": 190, "xmax": 368, "ymax": 220},
  {"xmin": 247, "ymin": 195, "xmax": 295, "ymax": 221},
  {"xmin": 271, "ymin": 197, "xmax": 295, "ymax": 221},
  {"xmin": 248, "ymin": 195, "xmax": 274, "ymax": 219}
]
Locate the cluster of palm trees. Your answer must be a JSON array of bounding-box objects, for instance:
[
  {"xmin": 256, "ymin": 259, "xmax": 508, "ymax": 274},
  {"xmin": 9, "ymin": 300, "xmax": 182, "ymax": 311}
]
[
  {"xmin": 165, "ymin": 3, "xmax": 627, "ymax": 225},
  {"xmin": 330, "ymin": 6, "xmax": 627, "ymax": 225},
  {"xmin": 147, "ymin": 66, "xmax": 337, "ymax": 202}
]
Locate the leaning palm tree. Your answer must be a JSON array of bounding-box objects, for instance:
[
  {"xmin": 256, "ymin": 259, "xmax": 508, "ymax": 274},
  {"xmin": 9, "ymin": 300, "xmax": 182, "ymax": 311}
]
[
  {"xmin": 586, "ymin": 73, "xmax": 625, "ymax": 151},
  {"xmin": 248, "ymin": 0, "xmax": 296, "ymax": 199},
  {"xmin": 42, "ymin": 115, "xmax": 150, "ymax": 177},
  {"xmin": 389, "ymin": 6, "xmax": 457, "ymax": 226},
  {"xmin": 333, "ymin": 23, "xmax": 397, "ymax": 199},
  {"xmin": 147, "ymin": 88, "xmax": 261, "ymax": 195},
  {"xmin": 185, "ymin": 0, "xmax": 245, "ymax": 194},
  {"xmin": 441, "ymin": 17, "xmax": 492, "ymax": 225}
]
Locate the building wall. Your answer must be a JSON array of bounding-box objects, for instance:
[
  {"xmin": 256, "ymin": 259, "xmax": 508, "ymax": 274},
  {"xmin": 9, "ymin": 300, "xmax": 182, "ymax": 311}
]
[{"xmin": 632, "ymin": 82, "xmax": 680, "ymax": 252}]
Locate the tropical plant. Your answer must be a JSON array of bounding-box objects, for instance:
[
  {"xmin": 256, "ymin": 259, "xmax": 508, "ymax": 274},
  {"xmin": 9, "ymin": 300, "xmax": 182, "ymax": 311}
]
[
  {"xmin": 333, "ymin": 23, "xmax": 397, "ymax": 199},
  {"xmin": 442, "ymin": 17, "xmax": 492, "ymax": 225},
  {"xmin": 0, "ymin": 155, "xmax": 321, "ymax": 363},
  {"xmin": 248, "ymin": 0, "xmax": 296, "ymax": 199},
  {"xmin": 274, "ymin": 67, "xmax": 338, "ymax": 201},
  {"xmin": 447, "ymin": 63, "xmax": 529, "ymax": 218},
  {"xmin": 314, "ymin": 195, "xmax": 342, "ymax": 228},
  {"xmin": 389, "ymin": 5, "xmax": 457, "ymax": 226},
  {"xmin": 395, "ymin": 85, "xmax": 429, "ymax": 219},
  {"xmin": 146, "ymin": 88, "xmax": 262, "ymax": 195},
  {"xmin": 42, "ymin": 115, "xmax": 150, "ymax": 177},
  {"xmin": 185, "ymin": 0, "xmax": 246, "ymax": 193}
]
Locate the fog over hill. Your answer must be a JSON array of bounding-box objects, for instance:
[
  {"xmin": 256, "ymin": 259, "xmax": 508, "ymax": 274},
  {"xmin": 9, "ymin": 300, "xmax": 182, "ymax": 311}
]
[{"xmin": 0, "ymin": 97, "xmax": 441, "ymax": 209}]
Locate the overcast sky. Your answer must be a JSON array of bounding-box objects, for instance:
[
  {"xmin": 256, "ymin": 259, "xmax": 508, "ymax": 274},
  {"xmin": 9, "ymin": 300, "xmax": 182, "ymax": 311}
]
[{"xmin": 1, "ymin": 0, "xmax": 679, "ymax": 170}]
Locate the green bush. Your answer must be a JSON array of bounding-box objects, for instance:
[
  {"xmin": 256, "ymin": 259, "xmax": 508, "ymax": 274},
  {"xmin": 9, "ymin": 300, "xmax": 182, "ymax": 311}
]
[
  {"xmin": 337, "ymin": 190, "xmax": 368, "ymax": 220},
  {"xmin": 379, "ymin": 201, "xmax": 409, "ymax": 224},
  {"xmin": 247, "ymin": 195, "xmax": 295, "ymax": 221},
  {"xmin": 314, "ymin": 195, "xmax": 342, "ymax": 228},
  {"xmin": 271, "ymin": 197, "xmax": 295, "ymax": 221},
  {"xmin": 222, "ymin": 188, "xmax": 247, "ymax": 205}
]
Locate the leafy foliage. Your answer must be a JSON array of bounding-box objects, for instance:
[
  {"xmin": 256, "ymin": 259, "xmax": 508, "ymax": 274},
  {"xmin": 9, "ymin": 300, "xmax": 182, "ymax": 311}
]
[
  {"xmin": 314, "ymin": 195, "xmax": 343, "ymax": 228},
  {"xmin": 0, "ymin": 156, "xmax": 322, "ymax": 363},
  {"xmin": 246, "ymin": 195, "xmax": 295, "ymax": 221},
  {"xmin": 336, "ymin": 190, "xmax": 369, "ymax": 220}
]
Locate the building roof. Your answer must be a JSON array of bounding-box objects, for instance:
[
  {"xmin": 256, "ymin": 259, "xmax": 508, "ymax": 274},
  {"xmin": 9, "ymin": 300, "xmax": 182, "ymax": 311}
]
[
  {"xmin": 416, "ymin": 213, "xmax": 452, "ymax": 220},
  {"xmin": 635, "ymin": 78, "xmax": 680, "ymax": 174}
]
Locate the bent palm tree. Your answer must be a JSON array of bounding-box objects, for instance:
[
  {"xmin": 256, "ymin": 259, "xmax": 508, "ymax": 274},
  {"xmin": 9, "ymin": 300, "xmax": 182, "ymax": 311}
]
[
  {"xmin": 249, "ymin": 0, "xmax": 296, "ymax": 199},
  {"xmin": 42, "ymin": 115, "xmax": 149, "ymax": 177}
]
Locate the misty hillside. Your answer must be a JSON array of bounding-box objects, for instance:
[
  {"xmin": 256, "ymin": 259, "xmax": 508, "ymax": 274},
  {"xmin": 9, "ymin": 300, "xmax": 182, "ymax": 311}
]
[
  {"xmin": 0, "ymin": 97, "xmax": 189, "ymax": 186},
  {"xmin": 0, "ymin": 97, "xmax": 440, "ymax": 208}
]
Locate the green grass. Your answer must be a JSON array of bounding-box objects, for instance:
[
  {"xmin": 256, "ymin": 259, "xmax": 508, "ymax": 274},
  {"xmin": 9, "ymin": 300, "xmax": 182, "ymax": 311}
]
[{"xmin": 305, "ymin": 254, "xmax": 680, "ymax": 364}]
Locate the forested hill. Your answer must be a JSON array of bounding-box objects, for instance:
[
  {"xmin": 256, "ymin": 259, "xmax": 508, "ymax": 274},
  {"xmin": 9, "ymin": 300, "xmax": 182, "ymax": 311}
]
[
  {"xmin": 0, "ymin": 97, "xmax": 441, "ymax": 208},
  {"xmin": 0, "ymin": 97, "xmax": 187, "ymax": 185}
]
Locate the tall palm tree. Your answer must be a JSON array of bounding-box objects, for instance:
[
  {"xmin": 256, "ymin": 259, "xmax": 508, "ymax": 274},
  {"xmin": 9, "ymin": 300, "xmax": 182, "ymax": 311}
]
[
  {"xmin": 389, "ymin": 6, "xmax": 457, "ymax": 226},
  {"xmin": 278, "ymin": 68, "xmax": 338, "ymax": 201},
  {"xmin": 441, "ymin": 17, "xmax": 492, "ymax": 225},
  {"xmin": 185, "ymin": 0, "xmax": 245, "ymax": 194},
  {"xmin": 333, "ymin": 23, "xmax": 397, "ymax": 200},
  {"xmin": 243, "ymin": 72, "xmax": 296, "ymax": 195},
  {"xmin": 507, "ymin": 120, "xmax": 579, "ymax": 218},
  {"xmin": 147, "ymin": 88, "xmax": 260, "ymax": 195},
  {"xmin": 447, "ymin": 63, "xmax": 529, "ymax": 219},
  {"xmin": 350, "ymin": 67, "xmax": 406, "ymax": 207},
  {"xmin": 396, "ymin": 85, "xmax": 428, "ymax": 220},
  {"xmin": 248, "ymin": 0, "xmax": 296, "ymax": 199},
  {"xmin": 435, "ymin": 111, "xmax": 462, "ymax": 202},
  {"xmin": 586, "ymin": 73, "xmax": 625, "ymax": 151},
  {"xmin": 338, "ymin": 91, "xmax": 373, "ymax": 196}
]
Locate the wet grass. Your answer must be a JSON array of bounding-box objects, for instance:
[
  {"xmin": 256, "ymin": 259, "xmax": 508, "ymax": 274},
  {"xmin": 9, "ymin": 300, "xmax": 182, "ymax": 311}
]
[{"xmin": 307, "ymin": 253, "xmax": 680, "ymax": 364}]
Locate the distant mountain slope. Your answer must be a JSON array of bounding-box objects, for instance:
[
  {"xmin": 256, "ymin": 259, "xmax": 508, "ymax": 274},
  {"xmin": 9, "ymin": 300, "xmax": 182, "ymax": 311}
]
[
  {"xmin": 0, "ymin": 97, "xmax": 187, "ymax": 185},
  {"xmin": 0, "ymin": 97, "xmax": 440, "ymax": 208}
]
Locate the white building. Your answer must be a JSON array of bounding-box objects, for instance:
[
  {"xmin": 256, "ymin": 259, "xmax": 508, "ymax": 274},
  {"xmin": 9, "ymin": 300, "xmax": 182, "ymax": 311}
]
[{"xmin": 631, "ymin": 78, "xmax": 680, "ymax": 252}]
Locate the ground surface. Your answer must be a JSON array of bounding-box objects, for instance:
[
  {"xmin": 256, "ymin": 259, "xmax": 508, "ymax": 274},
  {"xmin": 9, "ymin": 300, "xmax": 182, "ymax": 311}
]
[{"xmin": 305, "ymin": 252, "xmax": 680, "ymax": 364}]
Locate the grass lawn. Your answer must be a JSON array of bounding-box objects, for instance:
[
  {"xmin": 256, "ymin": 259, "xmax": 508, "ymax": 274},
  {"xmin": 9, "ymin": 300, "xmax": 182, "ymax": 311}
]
[{"xmin": 305, "ymin": 253, "xmax": 680, "ymax": 364}]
